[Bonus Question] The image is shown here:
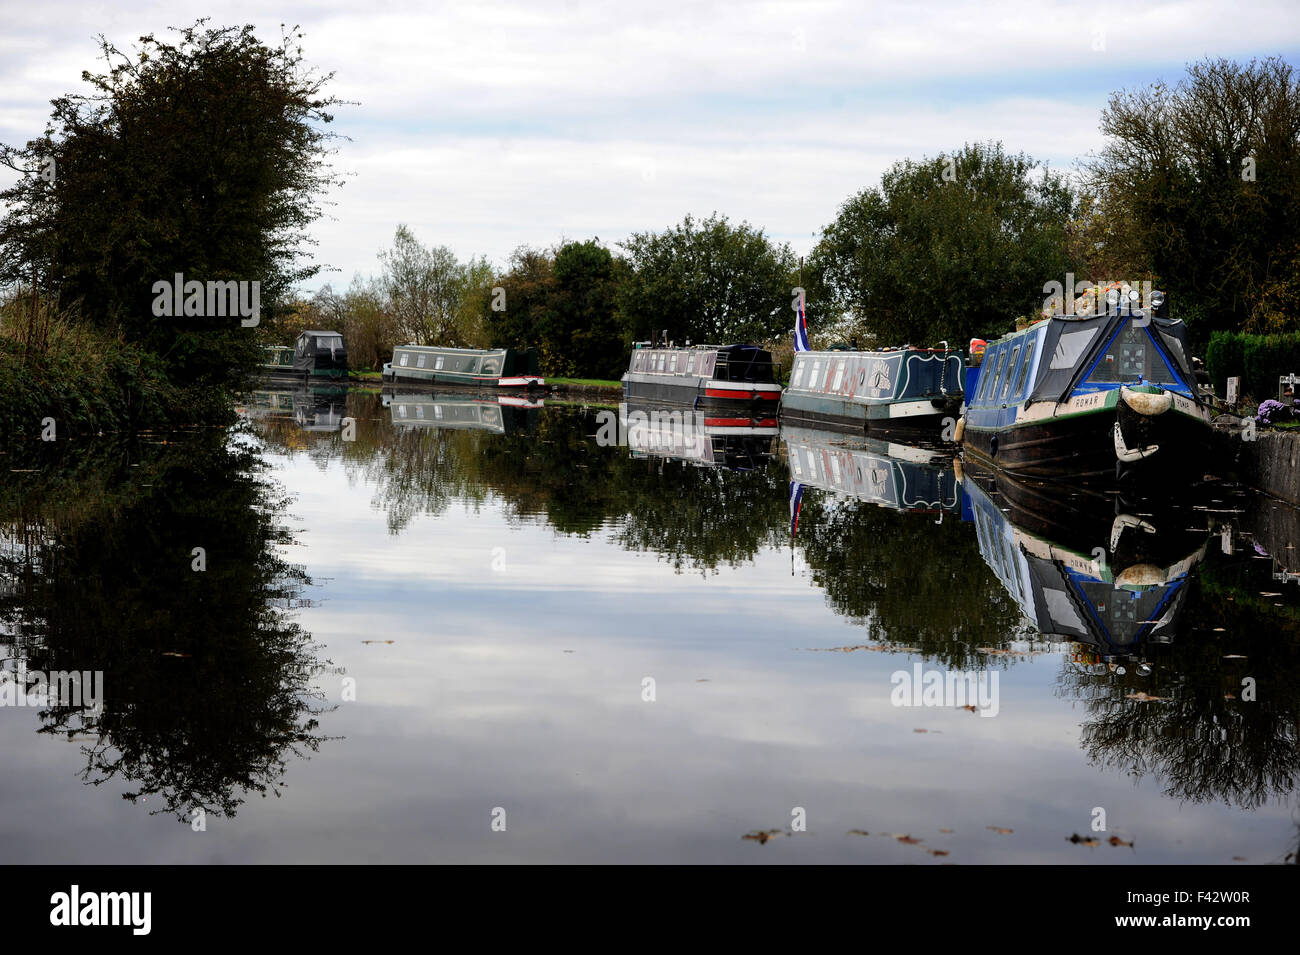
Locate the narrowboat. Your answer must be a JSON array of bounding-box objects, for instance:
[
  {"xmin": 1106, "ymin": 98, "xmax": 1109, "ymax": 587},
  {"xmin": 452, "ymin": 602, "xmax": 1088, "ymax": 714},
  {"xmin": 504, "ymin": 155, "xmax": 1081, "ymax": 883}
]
[
  {"xmin": 382, "ymin": 345, "xmax": 544, "ymax": 391},
  {"xmin": 784, "ymin": 425, "xmax": 960, "ymax": 516},
  {"xmin": 621, "ymin": 401, "xmax": 778, "ymax": 470},
  {"xmin": 781, "ymin": 347, "xmax": 964, "ymax": 434},
  {"xmin": 292, "ymin": 330, "xmax": 349, "ymax": 379},
  {"xmin": 960, "ymin": 460, "xmax": 1207, "ymax": 657},
  {"xmin": 259, "ymin": 345, "xmax": 299, "ymax": 381},
  {"xmin": 959, "ymin": 288, "xmax": 1212, "ymax": 480},
  {"xmin": 621, "ymin": 343, "xmax": 782, "ymax": 410},
  {"xmin": 382, "ymin": 391, "xmax": 542, "ymax": 434}
]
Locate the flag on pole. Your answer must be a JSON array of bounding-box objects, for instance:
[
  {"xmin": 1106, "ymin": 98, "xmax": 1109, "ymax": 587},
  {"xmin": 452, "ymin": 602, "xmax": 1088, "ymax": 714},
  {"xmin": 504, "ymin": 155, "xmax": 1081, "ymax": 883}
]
[
  {"xmin": 794, "ymin": 291, "xmax": 810, "ymax": 352},
  {"xmin": 789, "ymin": 481, "xmax": 805, "ymax": 537}
]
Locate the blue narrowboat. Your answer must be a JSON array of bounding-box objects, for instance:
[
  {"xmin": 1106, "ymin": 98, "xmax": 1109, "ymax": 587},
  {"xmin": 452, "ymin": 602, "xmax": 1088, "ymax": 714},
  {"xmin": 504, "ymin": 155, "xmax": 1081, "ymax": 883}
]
[{"xmin": 959, "ymin": 288, "xmax": 1212, "ymax": 480}]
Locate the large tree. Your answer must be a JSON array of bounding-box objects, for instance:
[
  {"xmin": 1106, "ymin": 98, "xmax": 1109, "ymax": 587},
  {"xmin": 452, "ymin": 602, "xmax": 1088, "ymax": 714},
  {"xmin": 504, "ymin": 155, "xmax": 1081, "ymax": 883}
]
[
  {"xmin": 809, "ymin": 142, "xmax": 1078, "ymax": 349},
  {"xmin": 617, "ymin": 213, "xmax": 797, "ymax": 346},
  {"xmin": 1084, "ymin": 56, "xmax": 1300, "ymax": 342},
  {"xmin": 0, "ymin": 20, "xmax": 344, "ymax": 387},
  {"xmin": 483, "ymin": 240, "xmax": 626, "ymax": 379}
]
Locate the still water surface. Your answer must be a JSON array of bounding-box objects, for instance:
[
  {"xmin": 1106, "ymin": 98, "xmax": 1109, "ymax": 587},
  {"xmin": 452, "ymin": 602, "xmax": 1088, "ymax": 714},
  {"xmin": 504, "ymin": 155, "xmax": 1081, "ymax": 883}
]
[{"xmin": 2, "ymin": 387, "xmax": 1298, "ymax": 863}]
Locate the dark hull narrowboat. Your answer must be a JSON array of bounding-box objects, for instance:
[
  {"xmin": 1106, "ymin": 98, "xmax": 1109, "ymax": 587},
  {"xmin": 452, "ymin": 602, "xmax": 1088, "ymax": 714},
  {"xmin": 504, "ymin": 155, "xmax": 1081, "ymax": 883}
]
[
  {"xmin": 959, "ymin": 460, "xmax": 1208, "ymax": 658},
  {"xmin": 621, "ymin": 344, "xmax": 782, "ymax": 411},
  {"xmin": 293, "ymin": 330, "xmax": 349, "ymax": 379},
  {"xmin": 780, "ymin": 347, "xmax": 964, "ymax": 436},
  {"xmin": 960, "ymin": 294, "xmax": 1212, "ymax": 482},
  {"xmin": 382, "ymin": 345, "xmax": 544, "ymax": 391},
  {"xmin": 783, "ymin": 425, "xmax": 960, "ymax": 515},
  {"xmin": 621, "ymin": 401, "xmax": 778, "ymax": 470},
  {"xmin": 381, "ymin": 390, "xmax": 541, "ymax": 434},
  {"xmin": 259, "ymin": 345, "xmax": 301, "ymax": 382}
]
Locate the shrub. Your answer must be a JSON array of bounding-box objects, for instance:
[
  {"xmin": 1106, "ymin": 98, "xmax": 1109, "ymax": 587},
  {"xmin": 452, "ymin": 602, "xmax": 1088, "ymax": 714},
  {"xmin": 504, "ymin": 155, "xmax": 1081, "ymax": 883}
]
[{"xmin": 1205, "ymin": 331, "xmax": 1300, "ymax": 402}]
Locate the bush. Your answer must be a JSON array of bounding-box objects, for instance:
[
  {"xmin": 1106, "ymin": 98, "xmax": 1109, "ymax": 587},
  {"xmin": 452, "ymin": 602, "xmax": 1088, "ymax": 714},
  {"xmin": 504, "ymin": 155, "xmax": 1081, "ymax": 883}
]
[
  {"xmin": 0, "ymin": 316, "xmax": 230, "ymax": 442},
  {"xmin": 1205, "ymin": 331, "xmax": 1300, "ymax": 402}
]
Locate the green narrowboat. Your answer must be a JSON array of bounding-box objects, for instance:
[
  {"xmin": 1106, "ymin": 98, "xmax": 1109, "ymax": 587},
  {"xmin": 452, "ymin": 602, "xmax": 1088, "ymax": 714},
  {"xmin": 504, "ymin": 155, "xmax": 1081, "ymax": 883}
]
[{"xmin": 382, "ymin": 345, "xmax": 544, "ymax": 390}]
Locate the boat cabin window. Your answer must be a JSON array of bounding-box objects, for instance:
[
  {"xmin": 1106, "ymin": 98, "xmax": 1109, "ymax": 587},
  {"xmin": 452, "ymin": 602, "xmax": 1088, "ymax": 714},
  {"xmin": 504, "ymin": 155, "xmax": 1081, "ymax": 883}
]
[
  {"xmin": 1013, "ymin": 340, "xmax": 1035, "ymax": 397},
  {"xmin": 1000, "ymin": 345, "xmax": 1021, "ymax": 401},
  {"xmin": 985, "ymin": 348, "xmax": 1009, "ymax": 402},
  {"xmin": 435, "ymin": 355, "xmax": 445, "ymax": 370},
  {"xmin": 399, "ymin": 353, "xmax": 410, "ymax": 367},
  {"xmin": 483, "ymin": 358, "xmax": 500, "ymax": 375},
  {"xmin": 791, "ymin": 358, "xmax": 805, "ymax": 389},
  {"xmin": 832, "ymin": 359, "xmax": 847, "ymax": 393},
  {"xmin": 975, "ymin": 349, "xmax": 994, "ymax": 401},
  {"xmin": 687, "ymin": 352, "xmax": 697, "ymax": 373},
  {"xmin": 657, "ymin": 352, "xmax": 666, "ymax": 372},
  {"xmin": 417, "ymin": 354, "xmax": 427, "ymax": 369},
  {"xmin": 811, "ymin": 360, "xmax": 823, "ymax": 391},
  {"xmin": 1086, "ymin": 325, "xmax": 1179, "ymax": 385},
  {"xmin": 670, "ymin": 354, "xmax": 679, "ymax": 372}
]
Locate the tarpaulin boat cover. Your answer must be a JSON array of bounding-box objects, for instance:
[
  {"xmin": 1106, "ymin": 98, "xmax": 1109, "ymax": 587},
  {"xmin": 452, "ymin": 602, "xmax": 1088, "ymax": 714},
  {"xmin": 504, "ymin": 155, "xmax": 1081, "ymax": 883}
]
[
  {"xmin": 294, "ymin": 331, "xmax": 347, "ymax": 373},
  {"xmin": 1027, "ymin": 313, "xmax": 1196, "ymax": 406}
]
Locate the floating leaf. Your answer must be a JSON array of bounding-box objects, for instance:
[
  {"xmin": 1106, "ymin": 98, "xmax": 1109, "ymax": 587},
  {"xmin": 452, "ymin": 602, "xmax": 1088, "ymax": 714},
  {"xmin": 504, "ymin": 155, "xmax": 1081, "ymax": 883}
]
[
  {"xmin": 929, "ymin": 849, "xmax": 949, "ymax": 856},
  {"xmin": 987, "ymin": 826, "xmax": 1013, "ymax": 835},
  {"xmin": 847, "ymin": 829, "xmax": 870, "ymax": 837},
  {"xmin": 742, "ymin": 829, "xmax": 783, "ymax": 845},
  {"xmin": 1108, "ymin": 836, "xmax": 1134, "ymax": 848},
  {"xmin": 1067, "ymin": 833, "xmax": 1100, "ymax": 846},
  {"xmin": 897, "ymin": 835, "xmax": 923, "ymax": 844}
]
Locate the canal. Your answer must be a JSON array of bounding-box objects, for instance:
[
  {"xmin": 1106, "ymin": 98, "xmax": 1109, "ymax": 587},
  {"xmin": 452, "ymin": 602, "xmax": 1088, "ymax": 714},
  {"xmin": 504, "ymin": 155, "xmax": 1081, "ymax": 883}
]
[{"xmin": 1, "ymin": 387, "xmax": 1298, "ymax": 863}]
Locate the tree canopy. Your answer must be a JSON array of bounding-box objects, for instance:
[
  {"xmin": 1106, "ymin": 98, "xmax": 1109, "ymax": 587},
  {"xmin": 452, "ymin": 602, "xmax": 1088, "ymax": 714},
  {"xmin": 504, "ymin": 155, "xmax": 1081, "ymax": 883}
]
[
  {"xmin": 0, "ymin": 20, "xmax": 343, "ymax": 386},
  {"xmin": 1083, "ymin": 56, "xmax": 1300, "ymax": 343},
  {"xmin": 809, "ymin": 142, "xmax": 1078, "ymax": 349},
  {"xmin": 617, "ymin": 213, "xmax": 798, "ymax": 347}
]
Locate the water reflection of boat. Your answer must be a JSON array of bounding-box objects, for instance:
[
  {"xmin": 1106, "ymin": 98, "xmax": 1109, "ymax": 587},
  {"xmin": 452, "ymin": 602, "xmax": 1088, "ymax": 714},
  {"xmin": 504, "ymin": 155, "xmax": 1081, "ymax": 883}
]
[
  {"xmin": 621, "ymin": 403, "xmax": 777, "ymax": 470},
  {"xmin": 293, "ymin": 385, "xmax": 348, "ymax": 432},
  {"xmin": 382, "ymin": 390, "xmax": 542, "ymax": 434},
  {"xmin": 782, "ymin": 425, "xmax": 960, "ymax": 513},
  {"xmin": 960, "ymin": 462, "xmax": 1208, "ymax": 656},
  {"xmin": 243, "ymin": 383, "xmax": 348, "ymax": 432}
]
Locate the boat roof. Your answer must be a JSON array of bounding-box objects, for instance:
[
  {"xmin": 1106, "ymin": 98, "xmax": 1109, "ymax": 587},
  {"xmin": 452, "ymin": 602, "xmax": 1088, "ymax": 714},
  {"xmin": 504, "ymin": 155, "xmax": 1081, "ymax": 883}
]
[{"xmin": 393, "ymin": 344, "xmax": 508, "ymax": 354}]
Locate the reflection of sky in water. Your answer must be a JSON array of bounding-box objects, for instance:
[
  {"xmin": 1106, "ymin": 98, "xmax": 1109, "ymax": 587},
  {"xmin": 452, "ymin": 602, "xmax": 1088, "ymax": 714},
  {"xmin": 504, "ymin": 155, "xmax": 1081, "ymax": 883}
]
[{"xmin": 1, "ymin": 442, "xmax": 1294, "ymax": 864}]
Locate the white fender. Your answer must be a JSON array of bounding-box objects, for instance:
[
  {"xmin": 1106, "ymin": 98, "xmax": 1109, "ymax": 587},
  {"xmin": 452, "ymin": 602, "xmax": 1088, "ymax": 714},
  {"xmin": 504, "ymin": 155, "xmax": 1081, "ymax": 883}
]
[{"xmin": 1120, "ymin": 385, "xmax": 1173, "ymax": 416}]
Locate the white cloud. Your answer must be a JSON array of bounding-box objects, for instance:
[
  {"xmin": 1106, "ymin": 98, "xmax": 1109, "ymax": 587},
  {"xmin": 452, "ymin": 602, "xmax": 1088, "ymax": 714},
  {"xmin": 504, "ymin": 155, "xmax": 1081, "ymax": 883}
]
[{"xmin": 1, "ymin": 0, "xmax": 1296, "ymax": 285}]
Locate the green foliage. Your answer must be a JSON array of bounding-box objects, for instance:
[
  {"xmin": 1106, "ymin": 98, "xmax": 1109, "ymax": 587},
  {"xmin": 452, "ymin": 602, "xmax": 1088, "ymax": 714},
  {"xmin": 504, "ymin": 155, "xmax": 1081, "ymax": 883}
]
[
  {"xmin": 1205, "ymin": 330, "xmax": 1300, "ymax": 400},
  {"xmin": 0, "ymin": 311, "xmax": 232, "ymax": 441},
  {"xmin": 1085, "ymin": 57, "xmax": 1300, "ymax": 345},
  {"xmin": 0, "ymin": 20, "xmax": 343, "ymax": 389},
  {"xmin": 379, "ymin": 225, "xmax": 490, "ymax": 347},
  {"xmin": 617, "ymin": 212, "xmax": 798, "ymax": 346},
  {"xmin": 484, "ymin": 240, "xmax": 627, "ymax": 379},
  {"xmin": 810, "ymin": 142, "xmax": 1078, "ymax": 348}
]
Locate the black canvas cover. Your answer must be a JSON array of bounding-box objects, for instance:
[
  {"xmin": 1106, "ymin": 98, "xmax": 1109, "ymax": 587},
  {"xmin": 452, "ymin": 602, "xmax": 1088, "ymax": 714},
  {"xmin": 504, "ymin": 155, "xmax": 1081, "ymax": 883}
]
[
  {"xmin": 294, "ymin": 330, "xmax": 348, "ymax": 373},
  {"xmin": 1027, "ymin": 312, "xmax": 1196, "ymax": 406}
]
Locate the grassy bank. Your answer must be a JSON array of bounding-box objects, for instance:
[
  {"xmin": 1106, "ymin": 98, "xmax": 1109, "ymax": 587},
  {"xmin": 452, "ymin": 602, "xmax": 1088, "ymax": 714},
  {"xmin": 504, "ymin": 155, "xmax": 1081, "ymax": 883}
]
[{"xmin": 0, "ymin": 318, "xmax": 235, "ymax": 443}]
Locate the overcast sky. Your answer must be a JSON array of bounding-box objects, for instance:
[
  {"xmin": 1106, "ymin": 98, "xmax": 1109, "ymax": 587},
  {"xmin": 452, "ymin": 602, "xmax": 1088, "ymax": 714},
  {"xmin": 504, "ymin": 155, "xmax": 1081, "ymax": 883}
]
[{"xmin": 2, "ymin": 0, "xmax": 1298, "ymax": 291}]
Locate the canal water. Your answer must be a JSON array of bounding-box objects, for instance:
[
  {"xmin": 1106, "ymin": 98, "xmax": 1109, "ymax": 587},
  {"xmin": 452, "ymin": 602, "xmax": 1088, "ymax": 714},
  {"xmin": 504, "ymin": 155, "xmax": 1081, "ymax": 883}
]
[{"xmin": 2, "ymin": 387, "xmax": 1298, "ymax": 863}]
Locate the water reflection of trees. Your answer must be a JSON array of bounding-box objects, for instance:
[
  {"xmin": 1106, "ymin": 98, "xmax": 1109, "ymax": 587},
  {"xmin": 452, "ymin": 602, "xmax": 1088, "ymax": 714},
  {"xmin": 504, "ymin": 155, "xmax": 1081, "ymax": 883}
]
[
  {"xmin": 254, "ymin": 392, "xmax": 1030, "ymax": 650},
  {"xmin": 0, "ymin": 433, "xmax": 328, "ymax": 821},
  {"xmin": 1062, "ymin": 545, "xmax": 1300, "ymax": 810},
  {"xmin": 794, "ymin": 494, "xmax": 1034, "ymax": 667}
]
